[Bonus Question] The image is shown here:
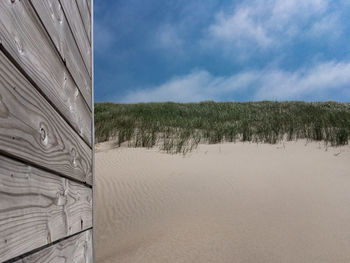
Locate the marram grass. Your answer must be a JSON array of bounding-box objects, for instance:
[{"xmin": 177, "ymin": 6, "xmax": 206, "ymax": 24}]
[{"xmin": 95, "ymin": 101, "xmax": 350, "ymax": 154}]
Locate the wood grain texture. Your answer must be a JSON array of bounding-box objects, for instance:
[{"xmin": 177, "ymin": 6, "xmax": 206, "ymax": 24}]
[
  {"xmin": 0, "ymin": 156, "xmax": 92, "ymax": 262},
  {"xmin": 0, "ymin": 51, "xmax": 92, "ymax": 184},
  {"xmin": 0, "ymin": 0, "xmax": 92, "ymax": 146},
  {"xmin": 86, "ymin": 0, "xmax": 91, "ymax": 15},
  {"xmin": 30, "ymin": 0, "xmax": 92, "ymax": 107},
  {"xmin": 14, "ymin": 230, "xmax": 93, "ymax": 263},
  {"xmin": 76, "ymin": 0, "xmax": 91, "ymax": 43},
  {"xmin": 59, "ymin": 0, "xmax": 92, "ymax": 76}
]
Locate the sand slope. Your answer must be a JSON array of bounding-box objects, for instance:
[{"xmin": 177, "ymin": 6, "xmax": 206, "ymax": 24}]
[{"xmin": 95, "ymin": 141, "xmax": 350, "ymax": 263}]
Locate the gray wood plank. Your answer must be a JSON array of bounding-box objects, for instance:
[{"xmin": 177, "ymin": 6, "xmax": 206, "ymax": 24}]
[
  {"xmin": 0, "ymin": 156, "xmax": 92, "ymax": 262},
  {"xmin": 30, "ymin": 0, "xmax": 92, "ymax": 107},
  {"xmin": 59, "ymin": 0, "xmax": 92, "ymax": 76},
  {"xmin": 86, "ymin": 0, "xmax": 92, "ymax": 15},
  {"xmin": 14, "ymin": 230, "xmax": 93, "ymax": 263},
  {"xmin": 0, "ymin": 0, "xmax": 92, "ymax": 146},
  {"xmin": 86, "ymin": 0, "xmax": 91, "ymax": 15},
  {"xmin": 76, "ymin": 0, "xmax": 91, "ymax": 43},
  {"xmin": 0, "ymin": 51, "xmax": 92, "ymax": 184}
]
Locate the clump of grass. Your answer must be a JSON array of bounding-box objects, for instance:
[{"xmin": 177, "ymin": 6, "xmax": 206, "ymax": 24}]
[{"xmin": 95, "ymin": 101, "xmax": 350, "ymax": 153}]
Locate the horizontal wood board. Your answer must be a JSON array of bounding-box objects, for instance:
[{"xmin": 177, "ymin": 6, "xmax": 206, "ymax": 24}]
[
  {"xmin": 13, "ymin": 230, "xmax": 93, "ymax": 263},
  {"xmin": 76, "ymin": 0, "xmax": 91, "ymax": 43},
  {"xmin": 59, "ymin": 0, "xmax": 92, "ymax": 76},
  {"xmin": 0, "ymin": 0, "xmax": 92, "ymax": 146},
  {"xmin": 0, "ymin": 155, "xmax": 92, "ymax": 262},
  {"xmin": 0, "ymin": 0, "xmax": 93, "ymax": 261},
  {"xmin": 86, "ymin": 0, "xmax": 91, "ymax": 15},
  {"xmin": 30, "ymin": 0, "xmax": 92, "ymax": 106},
  {"xmin": 0, "ymin": 51, "xmax": 92, "ymax": 184}
]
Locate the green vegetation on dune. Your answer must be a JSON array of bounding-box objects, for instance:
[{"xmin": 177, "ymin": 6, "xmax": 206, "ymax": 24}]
[{"xmin": 95, "ymin": 101, "xmax": 350, "ymax": 153}]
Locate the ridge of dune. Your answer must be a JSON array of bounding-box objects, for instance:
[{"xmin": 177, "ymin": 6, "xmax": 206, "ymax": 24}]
[{"xmin": 95, "ymin": 140, "xmax": 350, "ymax": 263}]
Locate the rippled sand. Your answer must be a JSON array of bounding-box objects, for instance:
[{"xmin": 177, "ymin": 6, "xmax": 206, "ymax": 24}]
[{"xmin": 95, "ymin": 141, "xmax": 350, "ymax": 263}]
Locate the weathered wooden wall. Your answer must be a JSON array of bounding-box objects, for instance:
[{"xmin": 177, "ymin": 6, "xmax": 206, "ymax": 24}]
[{"xmin": 0, "ymin": 0, "xmax": 93, "ymax": 262}]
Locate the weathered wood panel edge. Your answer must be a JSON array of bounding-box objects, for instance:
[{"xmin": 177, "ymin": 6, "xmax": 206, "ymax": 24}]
[{"xmin": 91, "ymin": 0, "xmax": 95, "ymax": 261}]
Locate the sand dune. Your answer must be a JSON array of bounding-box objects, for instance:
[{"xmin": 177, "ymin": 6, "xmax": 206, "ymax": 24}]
[{"xmin": 95, "ymin": 141, "xmax": 350, "ymax": 263}]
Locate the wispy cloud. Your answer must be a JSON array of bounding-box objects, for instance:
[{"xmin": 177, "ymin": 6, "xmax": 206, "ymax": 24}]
[
  {"xmin": 202, "ymin": 0, "xmax": 341, "ymax": 56},
  {"xmin": 121, "ymin": 61, "xmax": 350, "ymax": 103},
  {"xmin": 208, "ymin": 8, "xmax": 272, "ymax": 49},
  {"xmin": 255, "ymin": 61, "xmax": 350, "ymax": 100},
  {"xmin": 121, "ymin": 70, "xmax": 221, "ymax": 103}
]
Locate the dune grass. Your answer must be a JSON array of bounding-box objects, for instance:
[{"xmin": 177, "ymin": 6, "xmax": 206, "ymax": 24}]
[{"xmin": 95, "ymin": 101, "xmax": 350, "ymax": 153}]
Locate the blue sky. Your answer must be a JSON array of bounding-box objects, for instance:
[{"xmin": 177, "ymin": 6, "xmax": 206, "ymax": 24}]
[{"xmin": 94, "ymin": 0, "xmax": 350, "ymax": 103}]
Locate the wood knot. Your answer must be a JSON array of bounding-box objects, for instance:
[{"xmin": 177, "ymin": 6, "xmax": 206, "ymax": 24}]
[
  {"xmin": 40, "ymin": 124, "xmax": 49, "ymax": 146},
  {"xmin": 40, "ymin": 127, "xmax": 46, "ymax": 140}
]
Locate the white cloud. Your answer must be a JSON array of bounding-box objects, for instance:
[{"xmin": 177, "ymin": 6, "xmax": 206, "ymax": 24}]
[
  {"xmin": 203, "ymin": 0, "xmax": 341, "ymax": 55},
  {"xmin": 121, "ymin": 70, "xmax": 258, "ymax": 102},
  {"xmin": 121, "ymin": 71, "xmax": 221, "ymax": 103},
  {"xmin": 120, "ymin": 61, "xmax": 350, "ymax": 102},
  {"xmin": 255, "ymin": 61, "xmax": 350, "ymax": 100},
  {"xmin": 208, "ymin": 8, "xmax": 272, "ymax": 49}
]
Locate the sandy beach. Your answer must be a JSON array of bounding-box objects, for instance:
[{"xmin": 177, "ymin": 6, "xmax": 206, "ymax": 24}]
[{"xmin": 95, "ymin": 140, "xmax": 350, "ymax": 263}]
